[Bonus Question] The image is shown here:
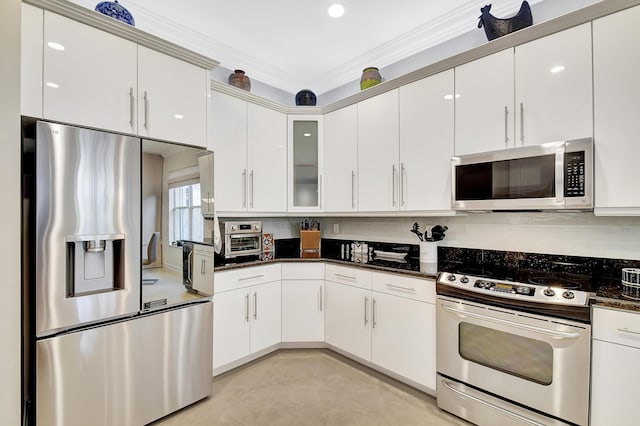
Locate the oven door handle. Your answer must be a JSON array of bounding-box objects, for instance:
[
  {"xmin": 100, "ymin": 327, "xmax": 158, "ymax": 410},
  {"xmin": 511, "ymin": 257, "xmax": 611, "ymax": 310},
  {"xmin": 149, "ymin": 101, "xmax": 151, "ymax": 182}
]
[
  {"xmin": 441, "ymin": 304, "xmax": 581, "ymax": 339},
  {"xmin": 440, "ymin": 379, "xmax": 546, "ymax": 426}
]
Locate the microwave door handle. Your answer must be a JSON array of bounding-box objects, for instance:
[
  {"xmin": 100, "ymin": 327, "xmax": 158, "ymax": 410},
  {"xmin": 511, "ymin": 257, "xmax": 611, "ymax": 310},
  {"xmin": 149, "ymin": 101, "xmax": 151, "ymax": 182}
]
[
  {"xmin": 187, "ymin": 250, "xmax": 193, "ymax": 283},
  {"xmin": 555, "ymin": 148, "xmax": 565, "ymax": 205}
]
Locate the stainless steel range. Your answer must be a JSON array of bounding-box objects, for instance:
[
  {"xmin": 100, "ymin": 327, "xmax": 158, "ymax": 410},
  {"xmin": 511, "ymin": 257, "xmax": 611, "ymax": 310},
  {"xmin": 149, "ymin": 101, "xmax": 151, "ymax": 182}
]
[{"xmin": 436, "ymin": 271, "xmax": 593, "ymax": 426}]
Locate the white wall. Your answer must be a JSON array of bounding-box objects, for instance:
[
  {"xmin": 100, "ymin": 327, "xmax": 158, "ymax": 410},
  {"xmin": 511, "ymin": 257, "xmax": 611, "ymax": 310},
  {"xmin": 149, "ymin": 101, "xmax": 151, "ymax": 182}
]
[
  {"xmin": 318, "ymin": 213, "xmax": 640, "ymax": 260},
  {"xmin": 1, "ymin": 0, "xmax": 22, "ymax": 423}
]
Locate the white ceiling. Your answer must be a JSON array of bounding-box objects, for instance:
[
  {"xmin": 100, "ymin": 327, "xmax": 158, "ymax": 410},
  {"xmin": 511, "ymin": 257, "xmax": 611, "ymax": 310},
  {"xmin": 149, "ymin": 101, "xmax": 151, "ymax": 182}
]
[{"xmin": 72, "ymin": 0, "xmax": 543, "ymax": 95}]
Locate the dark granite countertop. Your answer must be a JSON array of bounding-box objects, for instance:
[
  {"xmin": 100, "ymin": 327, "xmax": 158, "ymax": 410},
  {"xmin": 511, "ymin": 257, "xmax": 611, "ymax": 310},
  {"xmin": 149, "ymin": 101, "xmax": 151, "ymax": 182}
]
[
  {"xmin": 214, "ymin": 256, "xmax": 437, "ymax": 281},
  {"xmin": 592, "ymin": 285, "xmax": 640, "ymax": 312}
]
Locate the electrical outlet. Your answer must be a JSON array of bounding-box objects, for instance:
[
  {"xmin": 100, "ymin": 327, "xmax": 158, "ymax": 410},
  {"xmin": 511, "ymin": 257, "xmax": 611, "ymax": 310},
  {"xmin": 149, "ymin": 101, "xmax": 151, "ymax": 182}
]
[{"xmin": 333, "ymin": 223, "xmax": 339, "ymax": 233}]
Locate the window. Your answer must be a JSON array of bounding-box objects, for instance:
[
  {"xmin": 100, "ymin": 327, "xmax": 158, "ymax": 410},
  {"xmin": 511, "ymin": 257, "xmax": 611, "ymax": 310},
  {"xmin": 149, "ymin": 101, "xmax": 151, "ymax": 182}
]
[{"xmin": 169, "ymin": 182, "xmax": 203, "ymax": 244}]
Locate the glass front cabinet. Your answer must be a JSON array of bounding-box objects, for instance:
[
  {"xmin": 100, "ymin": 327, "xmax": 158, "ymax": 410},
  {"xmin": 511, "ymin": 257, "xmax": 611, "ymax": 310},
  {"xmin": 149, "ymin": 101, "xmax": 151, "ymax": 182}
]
[{"xmin": 288, "ymin": 115, "xmax": 324, "ymax": 212}]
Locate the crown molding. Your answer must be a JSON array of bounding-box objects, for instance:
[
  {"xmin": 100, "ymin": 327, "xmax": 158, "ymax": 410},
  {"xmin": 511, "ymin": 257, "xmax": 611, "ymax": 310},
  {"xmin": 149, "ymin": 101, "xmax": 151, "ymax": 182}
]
[{"xmin": 24, "ymin": 0, "xmax": 219, "ymax": 70}]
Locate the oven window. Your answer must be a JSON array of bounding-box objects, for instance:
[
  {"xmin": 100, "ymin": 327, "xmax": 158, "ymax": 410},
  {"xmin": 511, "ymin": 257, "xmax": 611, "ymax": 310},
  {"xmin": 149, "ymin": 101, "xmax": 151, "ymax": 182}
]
[
  {"xmin": 229, "ymin": 235, "xmax": 260, "ymax": 253},
  {"xmin": 459, "ymin": 322, "xmax": 553, "ymax": 385}
]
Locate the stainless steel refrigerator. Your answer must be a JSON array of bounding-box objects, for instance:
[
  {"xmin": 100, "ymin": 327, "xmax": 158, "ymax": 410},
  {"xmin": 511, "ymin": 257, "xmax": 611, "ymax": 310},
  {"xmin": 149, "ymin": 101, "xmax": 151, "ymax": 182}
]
[{"xmin": 22, "ymin": 120, "xmax": 212, "ymax": 426}]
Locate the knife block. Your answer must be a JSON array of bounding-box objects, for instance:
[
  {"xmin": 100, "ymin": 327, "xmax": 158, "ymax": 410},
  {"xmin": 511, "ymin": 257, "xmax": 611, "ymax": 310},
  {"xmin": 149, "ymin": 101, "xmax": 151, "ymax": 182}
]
[{"xmin": 300, "ymin": 230, "xmax": 321, "ymax": 259}]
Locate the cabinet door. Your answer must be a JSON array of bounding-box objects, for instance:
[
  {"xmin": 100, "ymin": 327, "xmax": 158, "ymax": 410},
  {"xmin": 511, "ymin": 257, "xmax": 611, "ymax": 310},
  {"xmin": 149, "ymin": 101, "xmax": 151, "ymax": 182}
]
[
  {"xmin": 138, "ymin": 46, "xmax": 207, "ymax": 147},
  {"xmin": 210, "ymin": 91, "xmax": 248, "ymax": 212},
  {"xmin": 454, "ymin": 49, "xmax": 514, "ymax": 155},
  {"xmin": 198, "ymin": 153, "xmax": 215, "ymax": 216},
  {"xmin": 325, "ymin": 282, "xmax": 371, "ymax": 361},
  {"xmin": 371, "ymin": 292, "xmax": 435, "ymax": 389},
  {"xmin": 21, "ymin": 3, "xmax": 43, "ymax": 118},
  {"xmin": 357, "ymin": 90, "xmax": 400, "ymax": 211},
  {"xmin": 250, "ymin": 281, "xmax": 281, "ymax": 353},
  {"xmin": 515, "ymin": 23, "xmax": 592, "ymax": 145},
  {"xmin": 43, "ymin": 11, "xmax": 137, "ymax": 134},
  {"xmin": 399, "ymin": 70, "xmax": 454, "ymax": 212},
  {"xmin": 192, "ymin": 252, "xmax": 213, "ymax": 296},
  {"xmin": 324, "ymin": 105, "xmax": 358, "ymax": 212},
  {"xmin": 288, "ymin": 115, "xmax": 323, "ymax": 212},
  {"xmin": 591, "ymin": 340, "xmax": 640, "ymax": 425},
  {"xmin": 247, "ymin": 104, "xmax": 287, "ymax": 212},
  {"xmin": 282, "ymin": 280, "xmax": 324, "ymax": 342},
  {"xmin": 213, "ymin": 288, "xmax": 251, "ymax": 371},
  {"xmin": 593, "ymin": 6, "xmax": 640, "ymax": 213}
]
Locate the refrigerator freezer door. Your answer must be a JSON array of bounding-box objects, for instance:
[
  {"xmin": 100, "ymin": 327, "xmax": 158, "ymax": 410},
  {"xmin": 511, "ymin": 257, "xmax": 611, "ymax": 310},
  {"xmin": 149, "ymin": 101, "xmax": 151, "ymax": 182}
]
[
  {"xmin": 36, "ymin": 302, "xmax": 213, "ymax": 426},
  {"xmin": 34, "ymin": 121, "xmax": 141, "ymax": 336}
]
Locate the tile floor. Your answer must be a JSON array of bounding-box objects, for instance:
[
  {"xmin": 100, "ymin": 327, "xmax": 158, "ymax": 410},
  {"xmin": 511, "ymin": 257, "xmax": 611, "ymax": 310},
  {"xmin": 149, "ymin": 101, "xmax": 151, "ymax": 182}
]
[{"xmin": 151, "ymin": 349, "xmax": 469, "ymax": 426}]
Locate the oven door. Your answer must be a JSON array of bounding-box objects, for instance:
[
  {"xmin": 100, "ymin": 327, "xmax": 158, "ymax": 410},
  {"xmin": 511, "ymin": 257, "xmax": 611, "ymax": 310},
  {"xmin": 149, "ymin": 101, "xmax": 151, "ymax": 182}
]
[
  {"xmin": 436, "ymin": 296, "xmax": 590, "ymax": 426},
  {"xmin": 225, "ymin": 233, "xmax": 262, "ymax": 258}
]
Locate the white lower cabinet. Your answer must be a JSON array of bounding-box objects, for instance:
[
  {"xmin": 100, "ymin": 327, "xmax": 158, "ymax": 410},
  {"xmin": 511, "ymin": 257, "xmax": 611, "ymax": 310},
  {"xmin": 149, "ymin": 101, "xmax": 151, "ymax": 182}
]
[
  {"xmin": 281, "ymin": 263, "xmax": 325, "ymax": 342},
  {"xmin": 325, "ymin": 265, "xmax": 436, "ymax": 390},
  {"xmin": 213, "ymin": 265, "xmax": 281, "ymax": 373},
  {"xmin": 590, "ymin": 306, "xmax": 640, "ymax": 425},
  {"xmin": 192, "ymin": 244, "xmax": 214, "ymax": 296}
]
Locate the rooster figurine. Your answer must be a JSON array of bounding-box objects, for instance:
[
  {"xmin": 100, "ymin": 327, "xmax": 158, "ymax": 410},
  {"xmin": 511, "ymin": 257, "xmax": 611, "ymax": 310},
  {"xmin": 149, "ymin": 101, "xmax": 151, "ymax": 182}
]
[{"xmin": 478, "ymin": 1, "xmax": 533, "ymax": 41}]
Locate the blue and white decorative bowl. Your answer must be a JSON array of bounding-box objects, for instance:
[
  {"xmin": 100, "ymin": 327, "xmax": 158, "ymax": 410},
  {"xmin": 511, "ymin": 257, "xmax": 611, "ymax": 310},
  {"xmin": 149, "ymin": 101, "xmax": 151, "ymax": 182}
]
[{"xmin": 95, "ymin": 1, "xmax": 135, "ymax": 26}]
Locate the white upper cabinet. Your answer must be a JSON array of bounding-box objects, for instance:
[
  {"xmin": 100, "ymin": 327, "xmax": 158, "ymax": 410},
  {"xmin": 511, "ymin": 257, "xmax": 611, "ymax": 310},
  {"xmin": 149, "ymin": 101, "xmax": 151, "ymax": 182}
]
[
  {"xmin": 42, "ymin": 11, "xmax": 137, "ymax": 134},
  {"xmin": 247, "ymin": 103, "xmax": 287, "ymax": 212},
  {"xmin": 357, "ymin": 89, "xmax": 400, "ymax": 212},
  {"xmin": 210, "ymin": 91, "xmax": 248, "ymax": 212},
  {"xmin": 399, "ymin": 70, "xmax": 455, "ymax": 212},
  {"xmin": 514, "ymin": 23, "xmax": 592, "ymax": 146},
  {"xmin": 324, "ymin": 105, "xmax": 358, "ymax": 212},
  {"xmin": 593, "ymin": 5, "xmax": 640, "ymax": 214},
  {"xmin": 210, "ymin": 92, "xmax": 287, "ymax": 213},
  {"xmin": 288, "ymin": 115, "xmax": 324, "ymax": 212},
  {"xmin": 21, "ymin": 3, "xmax": 43, "ymax": 118},
  {"xmin": 454, "ymin": 49, "xmax": 514, "ymax": 156},
  {"xmin": 138, "ymin": 46, "xmax": 208, "ymax": 147},
  {"xmin": 455, "ymin": 24, "xmax": 592, "ymax": 155}
]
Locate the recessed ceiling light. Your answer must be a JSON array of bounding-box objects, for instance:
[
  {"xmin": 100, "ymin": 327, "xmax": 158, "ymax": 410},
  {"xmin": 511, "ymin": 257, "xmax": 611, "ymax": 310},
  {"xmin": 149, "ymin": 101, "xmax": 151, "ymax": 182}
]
[
  {"xmin": 328, "ymin": 3, "xmax": 345, "ymax": 18},
  {"xmin": 303, "ymin": 133, "xmax": 312, "ymax": 137},
  {"xmin": 47, "ymin": 41, "xmax": 65, "ymax": 51},
  {"xmin": 550, "ymin": 65, "xmax": 565, "ymax": 73},
  {"xmin": 46, "ymin": 82, "xmax": 59, "ymax": 89},
  {"xmin": 174, "ymin": 114, "xmax": 184, "ymax": 119}
]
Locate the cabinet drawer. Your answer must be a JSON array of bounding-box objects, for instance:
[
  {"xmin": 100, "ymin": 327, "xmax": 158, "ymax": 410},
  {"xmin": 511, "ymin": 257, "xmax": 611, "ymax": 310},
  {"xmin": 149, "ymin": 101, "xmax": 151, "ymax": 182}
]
[
  {"xmin": 593, "ymin": 306, "xmax": 640, "ymax": 349},
  {"xmin": 194, "ymin": 244, "xmax": 215, "ymax": 255},
  {"xmin": 372, "ymin": 272, "xmax": 435, "ymax": 303},
  {"xmin": 214, "ymin": 264, "xmax": 281, "ymax": 293},
  {"xmin": 282, "ymin": 262, "xmax": 325, "ymax": 280},
  {"xmin": 325, "ymin": 264, "xmax": 371, "ymax": 290}
]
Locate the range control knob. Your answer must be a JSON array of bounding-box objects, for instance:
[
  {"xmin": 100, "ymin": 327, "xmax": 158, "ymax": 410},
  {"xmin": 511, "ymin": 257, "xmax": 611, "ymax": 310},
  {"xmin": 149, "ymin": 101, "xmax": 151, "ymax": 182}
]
[
  {"xmin": 460, "ymin": 276, "xmax": 469, "ymax": 284},
  {"xmin": 562, "ymin": 290, "xmax": 575, "ymax": 300},
  {"xmin": 543, "ymin": 287, "xmax": 556, "ymax": 297},
  {"xmin": 447, "ymin": 274, "xmax": 457, "ymax": 281}
]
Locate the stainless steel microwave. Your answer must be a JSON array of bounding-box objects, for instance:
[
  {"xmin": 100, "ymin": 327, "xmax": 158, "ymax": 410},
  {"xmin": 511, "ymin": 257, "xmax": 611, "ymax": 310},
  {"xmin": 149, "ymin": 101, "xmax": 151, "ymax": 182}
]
[{"xmin": 451, "ymin": 139, "xmax": 593, "ymax": 211}]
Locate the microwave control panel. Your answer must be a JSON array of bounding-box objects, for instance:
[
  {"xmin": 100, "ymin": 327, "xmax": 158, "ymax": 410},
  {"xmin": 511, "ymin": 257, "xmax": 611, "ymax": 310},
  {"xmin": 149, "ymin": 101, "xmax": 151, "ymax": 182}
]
[{"xmin": 564, "ymin": 151, "xmax": 585, "ymax": 197}]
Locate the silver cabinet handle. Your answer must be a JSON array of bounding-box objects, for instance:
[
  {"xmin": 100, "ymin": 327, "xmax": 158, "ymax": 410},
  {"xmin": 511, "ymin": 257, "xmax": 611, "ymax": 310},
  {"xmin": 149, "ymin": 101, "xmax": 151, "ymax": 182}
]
[
  {"xmin": 391, "ymin": 164, "xmax": 397, "ymax": 207},
  {"xmin": 250, "ymin": 170, "xmax": 255, "ymax": 208},
  {"xmin": 143, "ymin": 91, "xmax": 149, "ymax": 130},
  {"xmin": 242, "ymin": 169, "xmax": 247, "ymax": 208},
  {"xmin": 319, "ymin": 174, "xmax": 323, "ymax": 209},
  {"xmin": 440, "ymin": 379, "xmax": 544, "ymax": 426},
  {"xmin": 351, "ymin": 171, "xmax": 356, "ymax": 209},
  {"xmin": 385, "ymin": 283, "xmax": 416, "ymax": 292},
  {"xmin": 364, "ymin": 296, "xmax": 369, "ymax": 326},
  {"xmin": 334, "ymin": 273, "xmax": 356, "ymax": 280},
  {"xmin": 319, "ymin": 286, "xmax": 323, "ymax": 312},
  {"xmin": 617, "ymin": 328, "xmax": 640, "ymax": 336},
  {"xmin": 245, "ymin": 293, "xmax": 249, "ymax": 323},
  {"xmin": 504, "ymin": 105, "xmax": 509, "ymax": 147},
  {"xmin": 129, "ymin": 87, "xmax": 135, "ymax": 128},
  {"xmin": 372, "ymin": 298, "xmax": 377, "ymax": 328},
  {"xmin": 441, "ymin": 304, "xmax": 580, "ymax": 339},
  {"xmin": 238, "ymin": 274, "xmax": 264, "ymax": 282},
  {"xmin": 400, "ymin": 163, "xmax": 406, "ymax": 208},
  {"xmin": 519, "ymin": 102, "xmax": 524, "ymax": 145},
  {"xmin": 201, "ymin": 258, "xmax": 205, "ymax": 275},
  {"xmin": 253, "ymin": 292, "xmax": 258, "ymax": 320}
]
